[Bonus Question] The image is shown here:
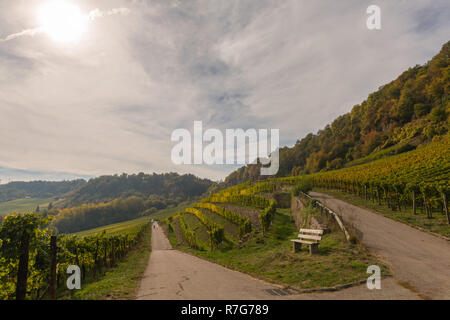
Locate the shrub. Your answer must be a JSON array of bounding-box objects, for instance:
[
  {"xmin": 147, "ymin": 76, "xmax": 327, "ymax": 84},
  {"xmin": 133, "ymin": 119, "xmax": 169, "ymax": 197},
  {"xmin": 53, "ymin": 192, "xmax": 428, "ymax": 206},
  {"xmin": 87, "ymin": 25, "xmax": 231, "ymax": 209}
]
[
  {"xmin": 292, "ymin": 178, "xmax": 313, "ymax": 196},
  {"xmin": 430, "ymin": 105, "xmax": 447, "ymax": 122},
  {"xmin": 414, "ymin": 103, "xmax": 430, "ymax": 118}
]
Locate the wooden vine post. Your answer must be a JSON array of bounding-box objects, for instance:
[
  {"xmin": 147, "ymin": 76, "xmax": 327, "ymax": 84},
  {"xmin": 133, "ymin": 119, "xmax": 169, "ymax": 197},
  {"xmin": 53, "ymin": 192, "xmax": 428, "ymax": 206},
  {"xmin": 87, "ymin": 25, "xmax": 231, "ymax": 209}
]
[
  {"xmin": 442, "ymin": 191, "xmax": 449, "ymax": 225},
  {"xmin": 111, "ymin": 239, "xmax": 115, "ymax": 267},
  {"xmin": 49, "ymin": 236, "xmax": 57, "ymax": 300},
  {"xmin": 16, "ymin": 235, "xmax": 30, "ymax": 300}
]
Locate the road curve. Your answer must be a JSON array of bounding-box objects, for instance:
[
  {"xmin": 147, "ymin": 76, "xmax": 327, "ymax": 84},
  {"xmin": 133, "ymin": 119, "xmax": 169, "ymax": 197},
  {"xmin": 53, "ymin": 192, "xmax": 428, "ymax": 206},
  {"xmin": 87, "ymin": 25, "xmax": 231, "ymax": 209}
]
[
  {"xmin": 310, "ymin": 192, "xmax": 450, "ymax": 299},
  {"xmin": 136, "ymin": 222, "xmax": 420, "ymax": 300}
]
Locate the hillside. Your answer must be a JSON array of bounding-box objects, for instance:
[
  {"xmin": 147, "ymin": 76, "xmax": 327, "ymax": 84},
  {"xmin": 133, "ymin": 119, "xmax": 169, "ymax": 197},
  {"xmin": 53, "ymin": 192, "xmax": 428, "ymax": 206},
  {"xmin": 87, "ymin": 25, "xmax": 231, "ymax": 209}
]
[
  {"xmin": 0, "ymin": 198, "xmax": 53, "ymax": 217},
  {"xmin": 163, "ymin": 180, "xmax": 388, "ymax": 290},
  {"xmin": 226, "ymin": 41, "xmax": 449, "ymax": 185},
  {"xmin": 162, "ymin": 132, "xmax": 448, "ymax": 291},
  {"xmin": 0, "ymin": 180, "xmax": 86, "ymax": 203},
  {"xmin": 282, "ymin": 133, "xmax": 450, "ymax": 234},
  {"xmin": 64, "ymin": 172, "xmax": 214, "ymax": 206},
  {"xmin": 49, "ymin": 173, "xmax": 214, "ymax": 233}
]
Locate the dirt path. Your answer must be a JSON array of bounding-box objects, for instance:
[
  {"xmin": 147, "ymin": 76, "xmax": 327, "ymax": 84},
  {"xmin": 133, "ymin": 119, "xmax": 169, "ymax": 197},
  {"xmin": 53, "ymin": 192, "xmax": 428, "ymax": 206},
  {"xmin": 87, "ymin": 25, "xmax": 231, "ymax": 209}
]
[
  {"xmin": 310, "ymin": 192, "xmax": 450, "ymax": 299},
  {"xmin": 136, "ymin": 222, "xmax": 420, "ymax": 300}
]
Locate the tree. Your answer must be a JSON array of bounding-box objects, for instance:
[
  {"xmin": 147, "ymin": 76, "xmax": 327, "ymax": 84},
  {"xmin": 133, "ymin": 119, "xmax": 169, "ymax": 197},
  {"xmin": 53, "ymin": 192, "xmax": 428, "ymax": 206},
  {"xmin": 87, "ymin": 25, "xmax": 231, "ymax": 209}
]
[
  {"xmin": 0, "ymin": 214, "xmax": 51, "ymax": 300},
  {"xmin": 395, "ymin": 80, "xmax": 415, "ymax": 123},
  {"xmin": 414, "ymin": 103, "xmax": 430, "ymax": 118},
  {"xmin": 430, "ymin": 105, "xmax": 447, "ymax": 122}
]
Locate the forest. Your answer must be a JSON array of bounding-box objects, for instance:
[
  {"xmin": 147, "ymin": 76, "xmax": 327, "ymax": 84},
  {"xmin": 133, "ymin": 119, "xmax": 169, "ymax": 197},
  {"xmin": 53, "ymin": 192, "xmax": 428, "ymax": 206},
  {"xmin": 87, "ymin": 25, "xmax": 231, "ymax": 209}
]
[
  {"xmin": 51, "ymin": 196, "xmax": 176, "ymax": 233},
  {"xmin": 64, "ymin": 172, "xmax": 214, "ymax": 206},
  {"xmin": 46, "ymin": 173, "xmax": 215, "ymax": 233}
]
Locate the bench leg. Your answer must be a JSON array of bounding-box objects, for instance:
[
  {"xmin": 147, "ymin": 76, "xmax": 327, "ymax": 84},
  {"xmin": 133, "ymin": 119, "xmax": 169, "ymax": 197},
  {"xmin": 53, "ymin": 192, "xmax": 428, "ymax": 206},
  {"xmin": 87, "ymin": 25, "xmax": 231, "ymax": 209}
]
[
  {"xmin": 293, "ymin": 241, "xmax": 302, "ymax": 253},
  {"xmin": 309, "ymin": 243, "xmax": 319, "ymax": 255}
]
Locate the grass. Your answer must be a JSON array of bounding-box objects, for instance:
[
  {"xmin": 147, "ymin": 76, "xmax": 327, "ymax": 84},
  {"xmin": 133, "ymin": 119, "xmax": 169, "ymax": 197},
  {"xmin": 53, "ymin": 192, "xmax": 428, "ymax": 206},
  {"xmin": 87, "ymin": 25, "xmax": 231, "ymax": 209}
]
[
  {"xmin": 60, "ymin": 224, "xmax": 152, "ymax": 300},
  {"xmin": 167, "ymin": 218, "xmax": 185, "ymax": 246},
  {"xmin": 183, "ymin": 213, "xmax": 211, "ymax": 250},
  {"xmin": 72, "ymin": 201, "xmax": 193, "ymax": 237},
  {"xmin": 344, "ymin": 142, "xmax": 415, "ymax": 168},
  {"xmin": 0, "ymin": 197, "xmax": 54, "ymax": 216},
  {"xmin": 149, "ymin": 201, "xmax": 194, "ymax": 221},
  {"xmin": 315, "ymin": 188, "xmax": 450, "ymax": 238},
  {"xmin": 168, "ymin": 207, "xmax": 388, "ymax": 289},
  {"xmin": 73, "ymin": 216, "xmax": 150, "ymax": 236},
  {"xmin": 198, "ymin": 208, "xmax": 241, "ymax": 242},
  {"xmin": 219, "ymin": 203, "xmax": 262, "ymax": 228}
]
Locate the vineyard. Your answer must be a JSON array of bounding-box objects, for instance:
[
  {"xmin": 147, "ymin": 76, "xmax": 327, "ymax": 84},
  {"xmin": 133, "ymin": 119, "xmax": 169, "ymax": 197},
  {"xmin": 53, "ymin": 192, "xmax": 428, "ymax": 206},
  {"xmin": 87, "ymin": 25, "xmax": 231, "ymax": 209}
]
[
  {"xmin": 165, "ymin": 179, "xmax": 388, "ymax": 289},
  {"xmin": 165, "ymin": 181, "xmax": 279, "ymax": 251},
  {"xmin": 166, "ymin": 133, "xmax": 449, "ymax": 254},
  {"xmin": 0, "ymin": 213, "xmax": 149, "ymax": 300},
  {"xmin": 162, "ymin": 133, "xmax": 449, "ymax": 288},
  {"xmin": 279, "ymin": 134, "xmax": 450, "ymax": 227},
  {"xmin": 194, "ymin": 203, "xmax": 252, "ymax": 236}
]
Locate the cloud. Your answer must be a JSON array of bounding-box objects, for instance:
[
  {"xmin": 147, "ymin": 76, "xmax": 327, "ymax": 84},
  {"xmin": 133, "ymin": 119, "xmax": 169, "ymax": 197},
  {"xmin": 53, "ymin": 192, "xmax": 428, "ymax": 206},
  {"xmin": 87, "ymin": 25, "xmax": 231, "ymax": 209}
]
[
  {"xmin": 0, "ymin": 0, "xmax": 448, "ymax": 181},
  {"xmin": 0, "ymin": 6, "xmax": 130, "ymax": 42},
  {"xmin": 0, "ymin": 27, "xmax": 44, "ymax": 42},
  {"xmin": 0, "ymin": 165, "xmax": 93, "ymax": 184},
  {"xmin": 88, "ymin": 7, "xmax": 131, "ymax": 20}
]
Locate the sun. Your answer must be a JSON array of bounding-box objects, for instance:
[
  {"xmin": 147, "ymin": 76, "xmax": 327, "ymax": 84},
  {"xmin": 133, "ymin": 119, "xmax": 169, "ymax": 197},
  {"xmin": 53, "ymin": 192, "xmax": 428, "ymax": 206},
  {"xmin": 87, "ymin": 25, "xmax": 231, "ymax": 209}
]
[{"xmin": 38, "ymin": 1, "xmax": 88, "ymax": 43}]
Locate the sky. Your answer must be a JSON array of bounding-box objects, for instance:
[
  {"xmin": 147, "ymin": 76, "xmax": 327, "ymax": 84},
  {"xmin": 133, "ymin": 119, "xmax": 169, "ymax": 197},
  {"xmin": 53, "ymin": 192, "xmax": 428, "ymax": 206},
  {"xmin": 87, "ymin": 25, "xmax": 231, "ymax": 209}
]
[{"xmin": 0, "ymin": 0, "xmax": 449, "ymax": 183}]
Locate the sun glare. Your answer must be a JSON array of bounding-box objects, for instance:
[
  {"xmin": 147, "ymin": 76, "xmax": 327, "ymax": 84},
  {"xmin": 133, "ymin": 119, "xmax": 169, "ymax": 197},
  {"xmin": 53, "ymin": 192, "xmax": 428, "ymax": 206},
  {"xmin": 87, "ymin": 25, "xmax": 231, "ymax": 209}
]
[{"xmin": 38, "ymin": 1, "xmax": 88, "ymax": 43}]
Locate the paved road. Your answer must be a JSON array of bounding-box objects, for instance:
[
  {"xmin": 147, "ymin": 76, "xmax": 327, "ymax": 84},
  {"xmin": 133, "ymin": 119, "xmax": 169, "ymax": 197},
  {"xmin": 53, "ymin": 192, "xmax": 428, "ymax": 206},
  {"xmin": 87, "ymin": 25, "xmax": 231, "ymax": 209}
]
[
  {"xmin": 310, "ymin": 192, "xmax": 450, "ymax": 299},
  {"xmin": 136, "ymin": 223, "xmax": 281, "ymax": 299},
  {"xmin": 136, "ymin": 222, "xmax": 420, "ymax": 300}
]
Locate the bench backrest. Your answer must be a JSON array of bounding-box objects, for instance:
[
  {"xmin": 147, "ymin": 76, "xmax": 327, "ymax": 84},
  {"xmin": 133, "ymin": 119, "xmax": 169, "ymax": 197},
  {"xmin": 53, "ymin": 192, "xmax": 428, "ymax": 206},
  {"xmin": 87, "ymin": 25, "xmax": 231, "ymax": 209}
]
[{"xmin": 298, "ymin": 229, "xmax": 323, "ymax": 242}]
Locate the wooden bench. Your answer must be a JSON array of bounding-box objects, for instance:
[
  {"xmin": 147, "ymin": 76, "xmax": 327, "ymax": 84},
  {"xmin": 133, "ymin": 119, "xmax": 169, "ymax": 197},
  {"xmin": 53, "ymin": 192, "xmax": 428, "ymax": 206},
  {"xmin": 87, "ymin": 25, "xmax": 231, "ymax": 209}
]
[{"xmin": 290, "ymin": 229, "xmax": 323, "ymax": 254}]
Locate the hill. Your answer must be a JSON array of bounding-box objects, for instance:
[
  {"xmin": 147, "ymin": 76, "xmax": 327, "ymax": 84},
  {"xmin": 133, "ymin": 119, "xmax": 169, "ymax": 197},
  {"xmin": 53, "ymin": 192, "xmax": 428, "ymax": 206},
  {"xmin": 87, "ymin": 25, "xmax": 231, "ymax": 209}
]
[
  {"xmin": 50, "ymin": 173, "xmax": 214, "ymax": 233},
  {"xmin": 0, "ymin": 180, "xmax": 86, "ymax": 203},
  {"xmin": 0, "ymin": 198, "xmax": 54, "ymax": 216},
  {"xmin": 226, "ymin": 41, "xmax": 449, "ymax": 185},
  {"xmin": 64, "ymin": 172, "xmax": 214, "ymax": 207}
]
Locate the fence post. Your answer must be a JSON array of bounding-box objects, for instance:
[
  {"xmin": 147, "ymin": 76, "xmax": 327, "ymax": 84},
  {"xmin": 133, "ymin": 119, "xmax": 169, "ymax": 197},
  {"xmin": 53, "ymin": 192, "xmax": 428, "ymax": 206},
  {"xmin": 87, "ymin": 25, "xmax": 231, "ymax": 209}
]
[
  {"xmin": 111, "ymin": 240, "xmax": 115, "ymax": 267},
  {"xmin": 16, "ymin": 235, "xmax": 30, "ymax": 300},
  {"xmin": 49, "ymin": 236, "xmax": 57, "ymax": 300},
  {"xmin": 443, "ymin": 192, "xmax": 449, "ymax": 225},
  {"xmin": 104, "ymin": 240, "xmax": 108, "ymax": 268}
]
